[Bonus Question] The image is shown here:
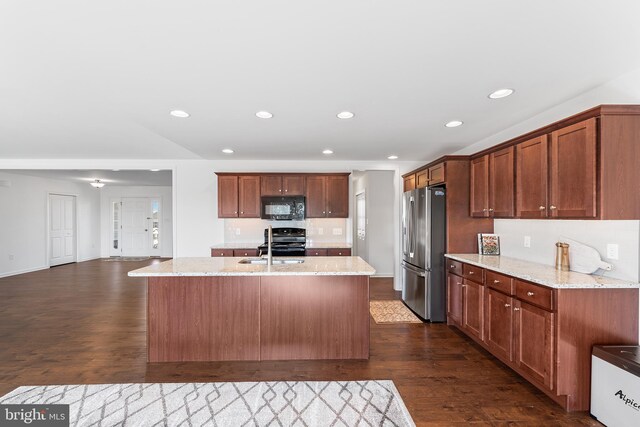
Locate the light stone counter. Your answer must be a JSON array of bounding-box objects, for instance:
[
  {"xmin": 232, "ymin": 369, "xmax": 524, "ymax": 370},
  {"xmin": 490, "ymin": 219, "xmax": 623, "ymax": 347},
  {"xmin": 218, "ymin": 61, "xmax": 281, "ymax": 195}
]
[
  {"xmin": 129, "ymin": 256, "xmax": 375, "ymax": 277},
  {"xmin": 446, "ymin": 254, "xmax": 640, "ymax": 289}
]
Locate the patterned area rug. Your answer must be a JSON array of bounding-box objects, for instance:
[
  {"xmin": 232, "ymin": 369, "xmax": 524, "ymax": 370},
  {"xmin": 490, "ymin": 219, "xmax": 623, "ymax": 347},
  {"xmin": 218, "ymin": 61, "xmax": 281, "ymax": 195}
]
[
  {"xmin": 370, "ymin": 300, "xmax": 423, "ymax": 324},
  {"xmin": 0, "ymin": 381, "xmax": 415, "ymax": 426},
  {"xmin": 102, "ymin": 257, "xmax": 150, "ymax": 262}
]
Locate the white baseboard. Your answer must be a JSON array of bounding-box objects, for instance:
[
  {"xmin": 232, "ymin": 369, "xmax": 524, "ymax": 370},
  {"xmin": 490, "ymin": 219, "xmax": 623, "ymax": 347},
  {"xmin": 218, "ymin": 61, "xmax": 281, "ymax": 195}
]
[
  {"xmin": 77, "ymin": 256, "xmax": 101, "ymax": 263},
  {"xmin": 0, "ymin": 265, "xmax": 49, "ymax": 278}
]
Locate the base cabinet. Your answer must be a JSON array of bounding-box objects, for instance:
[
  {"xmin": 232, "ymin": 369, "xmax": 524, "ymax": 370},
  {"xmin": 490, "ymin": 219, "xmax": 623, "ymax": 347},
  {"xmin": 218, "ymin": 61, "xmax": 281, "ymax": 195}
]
[
  {"xmin": 514, "ymin": 300, "xmax": 555, "ymax": 390},
  {"xmin": 446, "ymin": 258, "xmax": 638, "ymax": 412}
]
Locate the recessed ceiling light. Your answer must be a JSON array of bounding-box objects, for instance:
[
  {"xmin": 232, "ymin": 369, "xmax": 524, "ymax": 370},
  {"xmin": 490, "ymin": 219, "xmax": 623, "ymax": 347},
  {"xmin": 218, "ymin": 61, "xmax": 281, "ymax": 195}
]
[
  {"xmin": 150, "ymin": 169, "xmax": 160, "ymax": 172},
  {"xmin": 222, "ymin": 148, "xmax": 234, "ymax": 154},
  {"xmin": 337, "ymin": 111, "xmax": 355, "ymax": 119},
  {"xmin": 170, "ymin": 110, "xmax": 190, "ymax": 118},
  {"xmin": 488, "ymin": 88, "xmax": 515, "ymax": 99},
  {"xmin": 322, "ymin": 149, "xmax": 334, "ymax": 155},
  {"xmin": 387, "ymin": 155, "xmax": 398, "ymax": 160},
  {"xmin": 445, "ymin": 120, "xmax": 464, "ymax": 128},
  {"xmin": 256, "ymin": 111, "xmax": 273, "ymax": 119}
]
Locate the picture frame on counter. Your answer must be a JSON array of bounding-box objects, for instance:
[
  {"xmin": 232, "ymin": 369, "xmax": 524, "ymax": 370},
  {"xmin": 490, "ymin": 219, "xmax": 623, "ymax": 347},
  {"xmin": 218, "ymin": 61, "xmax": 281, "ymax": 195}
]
[{"xmin": 477, "ymin": 233, "xmax": 500, "ymax": 255}]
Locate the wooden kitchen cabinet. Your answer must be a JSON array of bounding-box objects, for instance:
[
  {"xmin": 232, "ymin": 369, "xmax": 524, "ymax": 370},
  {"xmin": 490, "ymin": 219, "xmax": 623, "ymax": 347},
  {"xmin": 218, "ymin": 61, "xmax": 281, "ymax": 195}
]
[
  {"xmin": 217, "ymin": 175, "xmax": 260, "ymax": 218},
  {"xmin": 305, "ymin": 175, "xmax": 349, "ymax": 218},
  {"xmin": 484, "ymin": 288, "xmax": 514, "ymax": 361},
  {"xmin": 305, "ymin": 249, "xmax": 328, "ymax": 256},
  {"xmin": 446, "ymin": 273, "xmax": 463, "ymax": 326},
  {"xmin": 211, "ymin": 249, "xmax": 234, "ymax": 257},
  {"xmin": 471, "ymin": 147, "xmax": 514, "ymax": 218},
  {"xmin": 217, "ymin": 176, "xmax": 239, "ymax": 218},
  {"xmin": 462, "ymin": 279, "xmax": 484, "ymax": 340},
  {"xmin": 488, "ymin": 147, "xmax": 515, "ymax": 217},
  {"xmin": 514, "ymin": 300, "xmax": 555, "ymax": 390},
  {"xmin": 416, "ymin": 170, "xmax": 429, "ymax": 188},
  {"xmin": 549, "ymin": 118, "xmax": 597, "ymax": 218},
  {"xmin": 403, "ymin": 174, "xmax": 416, "ymax": 192},
  {"xmin": 428, "ymin": 163, "xmax": 445, "ymax": 185},
  {"xmin": 233, "ymin": 249, "xmax": 258, "ymax": 257},
  {"xmin": 470, "ymin": 155, "xmax": 489, "ymax": 217},
  {"xmin": 238, "ymin": 176, "xmax": 261, "ymax": 218},
  {"xmin": 327, "ymin": 248, "xmax": 351, "ymax": 256},
  {"xmin": 261, "ymin": 175, "xmax": 305, "ymax": 196},
  {"xmin": 516, "ymin": 136, "xmax": 549, "ymax": 218}
]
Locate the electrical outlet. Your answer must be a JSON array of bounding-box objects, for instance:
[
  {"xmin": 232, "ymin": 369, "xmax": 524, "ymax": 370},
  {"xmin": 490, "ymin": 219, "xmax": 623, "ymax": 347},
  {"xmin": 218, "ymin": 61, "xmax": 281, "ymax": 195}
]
[
  {"xmin": 524, "ymin": 236, "xmax": 531, "ymax": 248},
  {"xmin": 606, "ymin": 244, "xmax": 619, "ymax": 260},
  {"xmin": 235, "ymin": 228, "xmax": 241, "ymax": 236},
  {"xmin": 318, "ymin": 228, "xmax": 324, "ymax": 235},
  {"xmin": 332, "ymin": 228, "xmax": 343, "ymax": 236}
]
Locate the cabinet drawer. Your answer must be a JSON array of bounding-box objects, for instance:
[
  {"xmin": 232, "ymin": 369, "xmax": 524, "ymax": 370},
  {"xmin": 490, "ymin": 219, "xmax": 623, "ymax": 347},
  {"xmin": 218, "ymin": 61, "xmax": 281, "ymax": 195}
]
[
  {"xmin": 211, "ymin": 249, "xmax": 234, "ymax": 257},
  {"xmin": 447, "ymin": 259, "xmax": 463, "ymax": 276},
  {"xmin": 305, "ymin": 249, "xmax": 328, "ymax": 256},
  {"xmin": 327, "ymin": 248, "xmax": 351, "ymax": 256},
  {"xmin": 515, "ymin": 280, "xmax": 554, "ymax": 311},
  {"xmin": 463, "ymin": 264, "xmax": 484, "ymax": 283},
  {"xmin": 486, "ymin": 270, "xmax": 514, "ymax": 295},
  {"xmin": 233, "ymin": 249, "xmax": 258, "ymax": 257}
]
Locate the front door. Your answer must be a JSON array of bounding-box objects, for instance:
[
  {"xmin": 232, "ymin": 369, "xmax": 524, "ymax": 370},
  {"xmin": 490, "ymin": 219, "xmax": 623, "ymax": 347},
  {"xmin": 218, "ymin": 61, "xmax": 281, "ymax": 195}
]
[
  {"xmin": 49, "ymin": 194, "xmax": 76, "ymax": 266},
  {"xmin": 121, "ymin": 198, "xmax": 150, "ymax": 257}
]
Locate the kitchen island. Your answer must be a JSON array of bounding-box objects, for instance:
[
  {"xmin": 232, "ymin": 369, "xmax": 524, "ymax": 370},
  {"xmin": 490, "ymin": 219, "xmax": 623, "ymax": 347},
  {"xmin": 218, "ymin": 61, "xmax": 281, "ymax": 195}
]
[{"xmin": 129, "ymin": 257, "xmax": 375, "ymax": 363}]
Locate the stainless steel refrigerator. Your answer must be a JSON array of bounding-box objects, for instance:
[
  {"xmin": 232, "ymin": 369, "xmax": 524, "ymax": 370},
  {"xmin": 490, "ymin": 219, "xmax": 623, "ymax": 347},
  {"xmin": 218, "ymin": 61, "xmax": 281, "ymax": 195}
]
[{"xmin": 401, "ymin": 186, "xmax": 446, "ymax": 321}]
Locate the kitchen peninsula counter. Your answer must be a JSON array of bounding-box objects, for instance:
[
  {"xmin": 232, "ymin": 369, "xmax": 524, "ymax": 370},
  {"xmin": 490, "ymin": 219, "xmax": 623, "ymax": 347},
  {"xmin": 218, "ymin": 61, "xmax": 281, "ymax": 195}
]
[{"xmin": 129, "ymin": 257, "xmax": 374, "ymax": 363}]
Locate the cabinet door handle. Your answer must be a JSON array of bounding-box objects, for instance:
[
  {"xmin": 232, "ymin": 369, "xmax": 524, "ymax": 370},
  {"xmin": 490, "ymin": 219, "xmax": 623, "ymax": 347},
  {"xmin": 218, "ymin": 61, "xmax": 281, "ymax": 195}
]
[
  {"xmin": 504, "ymin": 303, "xmax": 511, "ymax": 308},
  {"xmin": 527, "ymin": 291, "xmax": 535, "ymax": 296},
  {"xmin": 539, "ymin": 206, "xmax": 546, "ymax": 210},
  {"xmin": 234, "ymin": 211, "xmax": 237, "ymax": 214},
  {"xmin": 323, "ymin": 211, "xmax": 326, "ymax": 214},
  {"xmin": 482, "ymin": 208, "xmax": 488, "ymax": 212},
  {"xmin": 514, "ymin": 307, "xmax": 520, "ymax": 311},
  {"xmin": 493, "ymin": 280, "xmax": 500, "ymax": 283},
  {"xmin": 284, "ymin": 189, "xmax": 288, "ymax": 192},
  {"xmin": 549, "ymin": 205, "xmax": 557, "ymax": 210},
  {"xmin": 240, "ymin": 211, "xmax": 244, "ymax": 214},
  {"xmin": 450, "ymin": 264, "xmax": 455, "ymax": 268},
  {"xmin": 468, "ymin": 271, "xmax": 474, "ymax": 275},
  {"xmin": 488, "ymin": 208, "xmax": 494, "ymax": 212},
  {"xmin": 338, "ymin": 252, "xmax": 342, "ymax": 255}
]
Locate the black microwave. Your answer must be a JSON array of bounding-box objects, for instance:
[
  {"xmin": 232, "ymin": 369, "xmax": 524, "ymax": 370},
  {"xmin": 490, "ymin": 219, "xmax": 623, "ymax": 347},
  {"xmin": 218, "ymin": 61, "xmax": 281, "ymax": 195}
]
[{"xmin": 261, "ymin": 196, "xmax": 305, "ymax": 221}]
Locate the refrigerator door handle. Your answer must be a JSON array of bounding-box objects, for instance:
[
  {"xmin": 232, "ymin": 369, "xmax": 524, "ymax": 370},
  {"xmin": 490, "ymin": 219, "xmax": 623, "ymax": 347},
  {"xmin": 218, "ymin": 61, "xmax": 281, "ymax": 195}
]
[
  {"xmin": 409, "ymin": 196, "xmax": 415, "ymax": 258},
  {"xmin": 402, "ymin": 261, "xmax": 426, "ymax": 277}
]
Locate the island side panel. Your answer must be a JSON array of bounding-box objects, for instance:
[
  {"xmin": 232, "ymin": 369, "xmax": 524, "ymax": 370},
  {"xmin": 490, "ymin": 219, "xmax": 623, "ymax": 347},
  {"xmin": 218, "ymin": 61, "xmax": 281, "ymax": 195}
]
[
  {"xmin": 147, "ymin": 276, "xmax": 260, "ymax": 362},
  {"xmin": 260, "ymin": 275, "xmax": 370, "ymax": 360}
]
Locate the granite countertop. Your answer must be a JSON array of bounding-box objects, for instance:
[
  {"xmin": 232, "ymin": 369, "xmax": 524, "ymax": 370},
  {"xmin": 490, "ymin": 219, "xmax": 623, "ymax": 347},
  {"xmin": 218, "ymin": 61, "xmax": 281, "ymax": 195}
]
[
  {"xmin": 210, "ymin": 242, "xmax": 352, "ymax": 249},
  {"xmin": 445, "ymin": 254, "xmax": 640, "ymax": 289},
  {"xmin": 128, "ymin": 256, "xmax": 375, "ymax": 277}
]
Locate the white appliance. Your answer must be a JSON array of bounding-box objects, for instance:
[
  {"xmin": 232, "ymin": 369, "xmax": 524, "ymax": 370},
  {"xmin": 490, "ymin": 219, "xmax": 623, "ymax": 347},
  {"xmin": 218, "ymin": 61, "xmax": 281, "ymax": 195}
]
[{"xmin": 591, "ymin": 346, "xmax": 640, "ymax": 427}]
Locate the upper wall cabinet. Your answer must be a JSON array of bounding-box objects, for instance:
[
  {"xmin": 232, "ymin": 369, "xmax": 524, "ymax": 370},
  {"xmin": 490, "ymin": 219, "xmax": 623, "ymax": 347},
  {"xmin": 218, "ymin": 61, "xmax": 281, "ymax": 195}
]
[
  {"xmin": 404, "ymin": 162, "xmax": 445, "ymax": 191},
  {"xmin": 516, "ymin": 119, "xmax": 597, "ymax": 219},
  {"xmin": 403, "ymin": 174, "xmax": 416, "ymax": 192},
  {"xmin": 217, "ymin": 175, "xmax": 261, "ymax": 218},
  {"xmin": 516, "ymin": 136, "xmax": 548, "ymax": 218},
  {"xmin": 306, "ymin": 174, "xmax": 349, "ymax": 218},
  {"xmin": 549, "ymin": 119, "xmax": 596, "ymax": 218},
  {"xmin": 470, "ymin": 148, "xmax": 514, "ymax": 218},
  {"xmin": 261, "ymin": 175, "xmax": 305, "ymax": 196}
]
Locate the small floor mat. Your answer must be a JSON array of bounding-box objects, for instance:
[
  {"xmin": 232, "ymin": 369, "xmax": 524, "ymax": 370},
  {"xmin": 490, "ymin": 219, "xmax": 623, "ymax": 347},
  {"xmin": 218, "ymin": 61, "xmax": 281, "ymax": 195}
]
[{"xmin": 369, "ymin": 300, "xmax": 423, "ymax": 324}]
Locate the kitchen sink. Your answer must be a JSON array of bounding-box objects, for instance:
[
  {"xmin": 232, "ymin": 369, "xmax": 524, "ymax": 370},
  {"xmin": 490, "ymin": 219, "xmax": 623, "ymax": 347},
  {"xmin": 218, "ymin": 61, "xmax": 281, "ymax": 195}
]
[{"xmin": 238, "ymin": 258, "xmax": 305, "ymax": 265}]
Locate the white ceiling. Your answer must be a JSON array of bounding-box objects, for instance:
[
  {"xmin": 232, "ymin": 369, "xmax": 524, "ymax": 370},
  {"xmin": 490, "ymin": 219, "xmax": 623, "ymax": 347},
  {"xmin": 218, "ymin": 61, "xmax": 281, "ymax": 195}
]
[
  {"xmin": 1, "ymin": 1, "xmax": 639, "ymax": 161},
  {"xmin": 4, "ymin": 170, "xmax": 172, "ymax": 186}
]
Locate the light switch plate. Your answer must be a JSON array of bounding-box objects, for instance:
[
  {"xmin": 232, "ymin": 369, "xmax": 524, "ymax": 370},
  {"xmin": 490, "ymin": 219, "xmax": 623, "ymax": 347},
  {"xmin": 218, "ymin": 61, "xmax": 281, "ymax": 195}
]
[
  {"xmin": 606, "ymin": 244, "xmax": 619, "ymax": 260},
  {"xmin": 318, "ymin": 228, "xmax": 324, "ymax": 235},
  {"xmin": 235, "ymin": 228, "xmax": 241, "ymax": 236},
  {"xmin": 524, "ymin": 236, "xmax": 531, "ymax": 248}
]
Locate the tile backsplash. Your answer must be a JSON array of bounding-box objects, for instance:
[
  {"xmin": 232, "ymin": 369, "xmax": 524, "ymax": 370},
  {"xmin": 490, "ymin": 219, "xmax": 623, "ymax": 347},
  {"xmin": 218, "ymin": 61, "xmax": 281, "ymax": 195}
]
[
  {"xmin": 224, "ymin": 218, "xmax": 349, "ymax": 245},
  {"xmin": 494, "ymin": 219, "xmax": 640, "ymax": 282}
]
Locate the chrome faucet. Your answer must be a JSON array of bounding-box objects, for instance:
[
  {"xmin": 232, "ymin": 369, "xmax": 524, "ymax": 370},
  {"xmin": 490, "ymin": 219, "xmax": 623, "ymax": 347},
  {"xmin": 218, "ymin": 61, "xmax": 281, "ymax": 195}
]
[{"xmin": 267, "ymin": 225, "xmax": 273, "ymax": 266}]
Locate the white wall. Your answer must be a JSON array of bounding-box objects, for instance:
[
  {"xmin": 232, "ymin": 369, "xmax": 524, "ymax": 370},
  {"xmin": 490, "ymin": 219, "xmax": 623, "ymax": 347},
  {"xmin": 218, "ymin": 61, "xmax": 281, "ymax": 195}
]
[
  {"xmin": 99, "ymin": 186, "xmax": 173, "ymax": 258},
  {"xmin": 495, "ymin": 220, "xmax": 640, "ymax": 282},
  {"xmin": 353, "ymin": 170, "xmax": 395, "ymax": 277},
  {"xmin": 0, "ymin": 171, "xmax": 101, "ymax": 277}
]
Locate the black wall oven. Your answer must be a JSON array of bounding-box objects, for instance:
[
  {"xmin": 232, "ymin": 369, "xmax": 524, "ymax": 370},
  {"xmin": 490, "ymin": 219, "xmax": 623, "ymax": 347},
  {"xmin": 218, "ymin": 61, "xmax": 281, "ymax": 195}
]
[{"xmin": 260, "ymin": 196, "xmax": 305, "ymax": 221}]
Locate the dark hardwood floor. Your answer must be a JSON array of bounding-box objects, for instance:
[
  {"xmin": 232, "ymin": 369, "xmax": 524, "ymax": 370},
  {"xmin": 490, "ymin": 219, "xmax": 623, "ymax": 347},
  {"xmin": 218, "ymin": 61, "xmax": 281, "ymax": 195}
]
[{"xmin": 0, "ymin": 259, "xmax": 600, "ymax": 426}]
